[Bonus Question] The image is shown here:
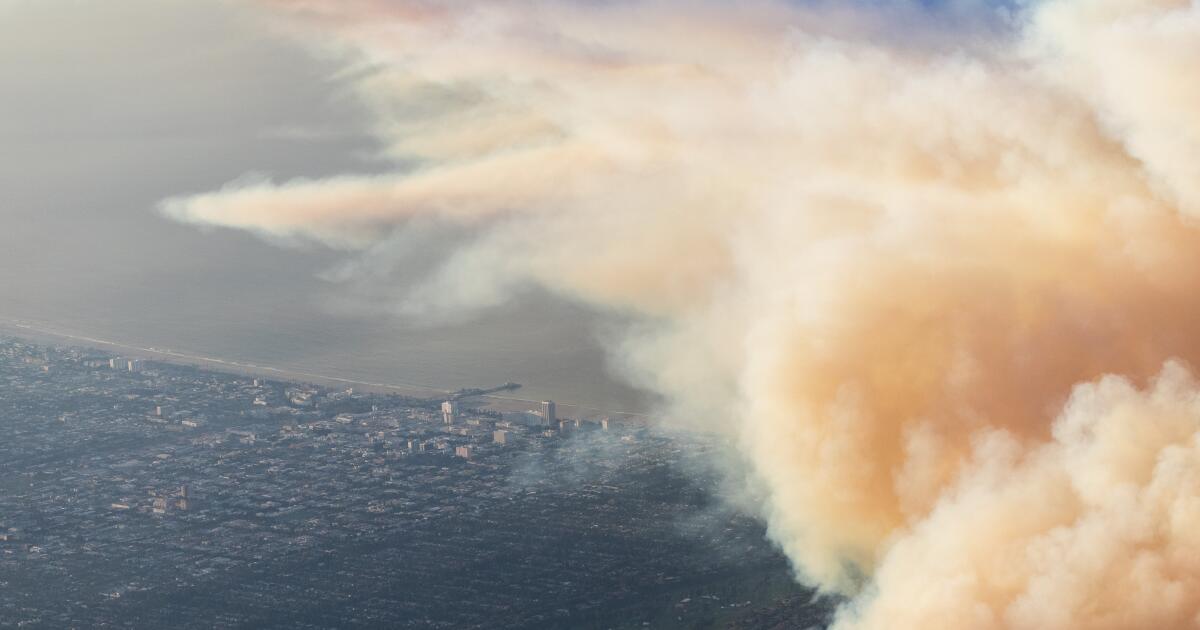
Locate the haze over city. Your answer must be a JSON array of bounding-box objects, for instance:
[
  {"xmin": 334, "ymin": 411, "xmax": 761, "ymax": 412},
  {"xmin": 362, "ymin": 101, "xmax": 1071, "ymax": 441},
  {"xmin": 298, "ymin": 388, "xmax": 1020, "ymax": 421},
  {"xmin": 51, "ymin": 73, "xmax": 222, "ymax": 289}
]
[{"xmin": 4, "ymin": 0, "xmax": 1200, "ymax": 628}]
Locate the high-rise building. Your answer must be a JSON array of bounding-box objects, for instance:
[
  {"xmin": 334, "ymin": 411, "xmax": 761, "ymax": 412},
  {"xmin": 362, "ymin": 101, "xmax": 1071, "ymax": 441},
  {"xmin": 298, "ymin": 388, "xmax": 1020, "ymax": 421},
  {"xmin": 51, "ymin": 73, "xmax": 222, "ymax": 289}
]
[
  {"xmin": 493, "ymin": 430, "xmax": 509, "ymax": 445},
  {"xmin": 441, "ymin": 400, "xmax": 459, "ymax": 425},
  {"xmin": 540, "ymin": 400, "xmax": 556, "ymax": 427},
  {"xmin": 455, "ymin": 445, "xmax": 473, "ymax": 459}
]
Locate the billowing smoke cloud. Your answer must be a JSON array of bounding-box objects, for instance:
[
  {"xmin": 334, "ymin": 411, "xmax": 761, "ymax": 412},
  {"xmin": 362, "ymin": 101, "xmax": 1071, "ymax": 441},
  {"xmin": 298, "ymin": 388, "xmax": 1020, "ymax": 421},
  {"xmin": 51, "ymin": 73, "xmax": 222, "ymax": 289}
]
[{"xmin": 162, "ymin": 0, "xmax": 1200, "ymax": 626}]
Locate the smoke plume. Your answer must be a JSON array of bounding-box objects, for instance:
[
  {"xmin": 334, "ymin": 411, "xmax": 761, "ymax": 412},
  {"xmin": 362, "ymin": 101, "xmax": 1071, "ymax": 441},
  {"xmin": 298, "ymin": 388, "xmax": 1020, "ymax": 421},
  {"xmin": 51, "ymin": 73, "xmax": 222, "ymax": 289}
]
[{"xmin": 162, "ymin": 0, "xmax": 1200, "ymax": 626}]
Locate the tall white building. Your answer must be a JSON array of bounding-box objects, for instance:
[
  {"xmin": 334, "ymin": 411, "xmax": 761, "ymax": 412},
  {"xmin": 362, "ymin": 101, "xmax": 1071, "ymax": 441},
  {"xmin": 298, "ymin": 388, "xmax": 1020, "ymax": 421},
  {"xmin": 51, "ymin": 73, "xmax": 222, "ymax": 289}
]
[
  {"xmin": 441, "ymin": 400, "xmax": 459, "ymax": 425},
  {"xmin": 540, "ymin": 400, "xmax": 556, "ymax": 427}
]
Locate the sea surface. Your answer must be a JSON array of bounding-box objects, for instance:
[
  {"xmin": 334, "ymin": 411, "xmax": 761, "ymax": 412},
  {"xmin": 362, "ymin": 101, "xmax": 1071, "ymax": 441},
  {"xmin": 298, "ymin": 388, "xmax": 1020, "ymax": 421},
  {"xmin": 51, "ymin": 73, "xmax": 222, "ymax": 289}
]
[
  {"xmin": 0, "ymin": 2, "xmax": 651, "ymax": 417},
  {"xmin": 0, "ymin": 295, "xmax": 653, "ymax": 416}
]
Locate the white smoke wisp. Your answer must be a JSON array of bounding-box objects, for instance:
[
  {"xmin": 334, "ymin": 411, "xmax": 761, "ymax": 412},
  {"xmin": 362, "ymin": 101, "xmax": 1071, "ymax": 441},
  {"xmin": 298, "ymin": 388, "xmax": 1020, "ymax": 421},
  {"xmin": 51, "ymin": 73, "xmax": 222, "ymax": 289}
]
[{"xmin": 162, "ymin": 0, "xmax": 1200, "ymax": 626}]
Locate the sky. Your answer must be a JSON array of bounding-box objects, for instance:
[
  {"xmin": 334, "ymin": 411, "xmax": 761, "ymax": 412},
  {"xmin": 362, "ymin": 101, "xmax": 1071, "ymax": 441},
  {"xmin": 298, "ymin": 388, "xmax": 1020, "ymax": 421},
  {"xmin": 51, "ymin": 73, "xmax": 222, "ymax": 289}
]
[{"xmin": 8, "ymin": 0, "xmax": 1200, "ymax": 628}]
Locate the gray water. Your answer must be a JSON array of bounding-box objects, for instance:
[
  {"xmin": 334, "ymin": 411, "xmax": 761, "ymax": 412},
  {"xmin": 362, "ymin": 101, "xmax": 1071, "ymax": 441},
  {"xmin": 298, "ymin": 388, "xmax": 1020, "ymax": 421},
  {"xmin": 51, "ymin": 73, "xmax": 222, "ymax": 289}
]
[
  {"xmin": 0, "ymin": 0, "xmax": 652, "ymax": 414},
  {"xmin": 2, "ymin": 294, "xmax": 651, "ymax": 415}
]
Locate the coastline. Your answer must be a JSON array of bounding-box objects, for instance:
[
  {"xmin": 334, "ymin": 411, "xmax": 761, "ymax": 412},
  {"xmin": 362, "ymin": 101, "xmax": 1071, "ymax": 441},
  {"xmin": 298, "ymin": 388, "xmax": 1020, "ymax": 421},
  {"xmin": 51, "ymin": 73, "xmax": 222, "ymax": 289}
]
[{"xmin": 0, "ymin": 316, "xmax": 652, "ymax": 421}]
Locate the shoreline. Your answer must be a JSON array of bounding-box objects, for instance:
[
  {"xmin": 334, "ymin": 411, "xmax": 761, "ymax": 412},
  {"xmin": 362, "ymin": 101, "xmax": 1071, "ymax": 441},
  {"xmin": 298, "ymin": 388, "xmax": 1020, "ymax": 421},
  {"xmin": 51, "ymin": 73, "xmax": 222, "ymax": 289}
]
[{"xmin": 0, "ymin": 316, "xmax": 652, "ymax": 421}]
